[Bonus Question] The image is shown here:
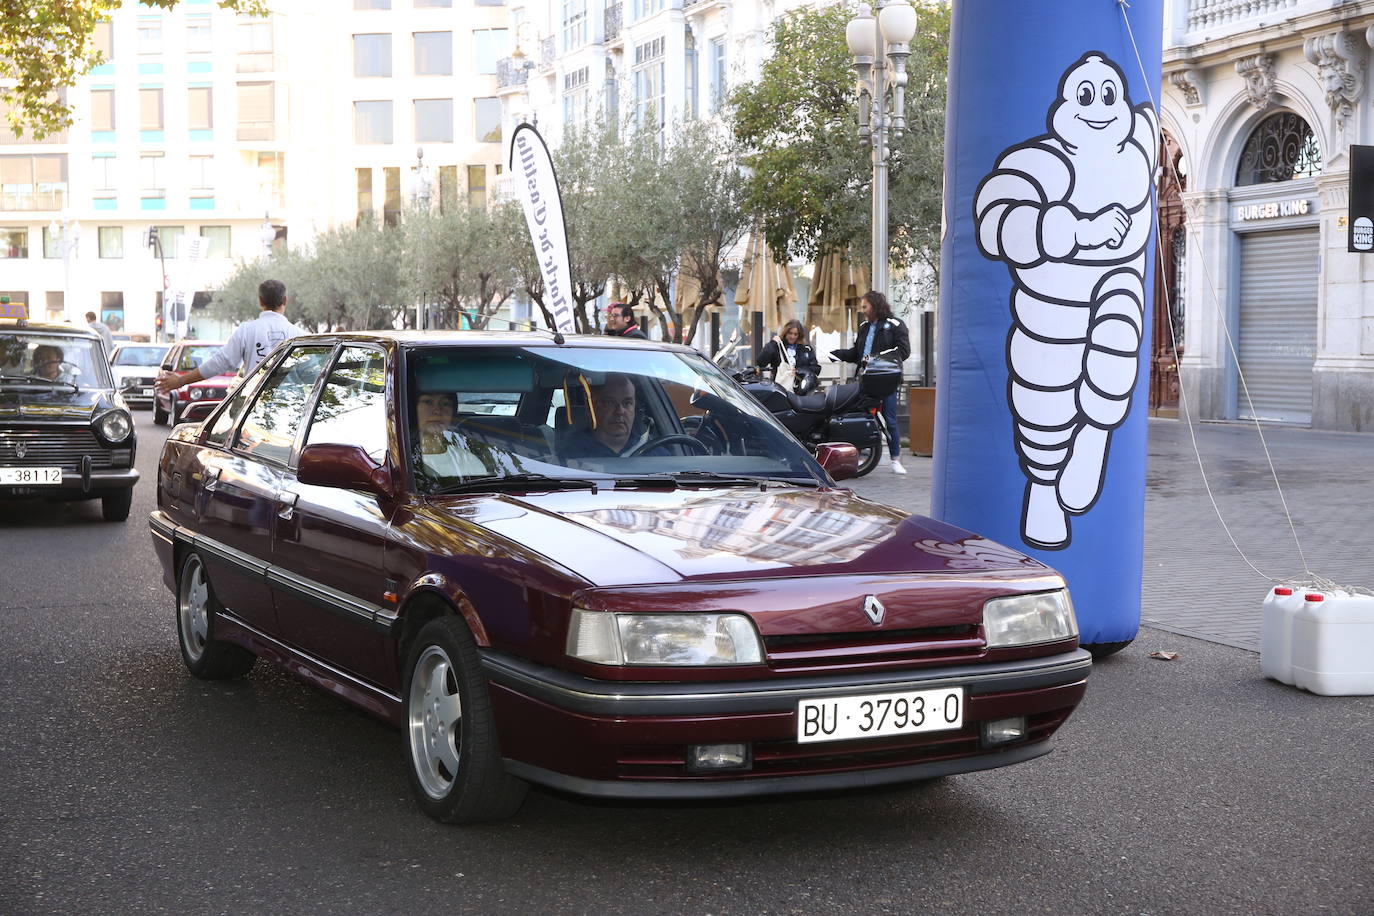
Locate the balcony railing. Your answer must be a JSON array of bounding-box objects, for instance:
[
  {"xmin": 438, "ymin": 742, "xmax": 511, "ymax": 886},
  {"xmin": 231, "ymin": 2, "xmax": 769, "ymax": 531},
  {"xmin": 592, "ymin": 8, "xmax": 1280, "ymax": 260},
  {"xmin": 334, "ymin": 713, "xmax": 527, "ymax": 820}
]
[
  {"xmin": 1185, "ymin": 0, "xmax": 1299, "ymax": 35},
  {"xmin": 0, "ymin": 188, "xmax": 67, "ymax": 211},
  {"xmin": 605, "ymin": 3, "xmax": 622, "ymax": 42},
  {"xmin": 497, "ymin": 57, "xmax": 531, "ymax": 89}
]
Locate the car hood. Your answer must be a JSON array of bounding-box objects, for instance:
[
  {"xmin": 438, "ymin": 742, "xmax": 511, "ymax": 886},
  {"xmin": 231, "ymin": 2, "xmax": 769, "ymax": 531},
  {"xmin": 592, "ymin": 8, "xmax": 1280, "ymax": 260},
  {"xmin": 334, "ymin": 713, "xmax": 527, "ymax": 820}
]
[
  {"xmin": 0, "ymin": 386, "xmax": 114, "ymax": 422},
  {"xmin": 436, "ymin": 485, "xmax": 1049, "ymax": 588}
]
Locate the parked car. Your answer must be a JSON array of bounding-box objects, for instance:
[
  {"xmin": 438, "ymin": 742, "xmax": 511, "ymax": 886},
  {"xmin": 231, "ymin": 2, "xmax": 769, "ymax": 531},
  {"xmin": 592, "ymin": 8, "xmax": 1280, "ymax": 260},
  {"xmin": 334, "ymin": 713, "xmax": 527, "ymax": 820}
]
[
  {"xmin": 0, "ymin": 307, "xmax": 138, "ymax": 521},
  {"xmin": 109, "ymin": 342, "xmax": 171, "ymax": 408},
  {"xmin": 153, "ymin": 340, "xmax": 232, "ymax": 425},
  {"xmin": 149, "ymin": 331, "xmax": 1089, "ymax": 823}
]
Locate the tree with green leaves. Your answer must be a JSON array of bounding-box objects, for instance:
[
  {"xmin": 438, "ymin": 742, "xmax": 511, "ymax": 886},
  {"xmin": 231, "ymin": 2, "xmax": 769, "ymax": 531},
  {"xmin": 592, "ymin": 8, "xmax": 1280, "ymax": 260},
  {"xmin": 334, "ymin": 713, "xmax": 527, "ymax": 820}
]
[
  {"xmin": 401, "ymin": 204, "xmax": 515, "ymax": 330},
  {"xmin": 1, "ymin": 1, "xmax": 264, "ymax": 139},
  {"xmin": 731, "ymin": 2, "xmax": 949, "ymax": 290}
]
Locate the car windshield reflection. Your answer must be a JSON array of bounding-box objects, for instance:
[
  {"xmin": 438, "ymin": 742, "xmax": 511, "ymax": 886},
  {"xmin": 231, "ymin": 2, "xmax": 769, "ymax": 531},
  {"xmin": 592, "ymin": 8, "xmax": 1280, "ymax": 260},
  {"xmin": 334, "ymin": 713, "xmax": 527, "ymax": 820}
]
[{"xmin": 407, "ymin": 346, "xmax": 823, "ymax": 491}]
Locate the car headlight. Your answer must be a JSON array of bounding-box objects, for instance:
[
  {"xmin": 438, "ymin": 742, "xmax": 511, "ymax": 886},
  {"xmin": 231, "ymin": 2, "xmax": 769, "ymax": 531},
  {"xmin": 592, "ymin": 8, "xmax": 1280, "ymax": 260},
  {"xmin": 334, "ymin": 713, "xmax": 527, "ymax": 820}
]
[
  {"xmin": 95, "ymin": 409, "xmax": 133, "ymax": 443},
  {"xmin": 188, "ymin": 387, "xmax": 204, "ymax": 400},
  {"xmin": 567, "ymin": 609, "xmax": 763, "ymax": 666},
  {"xmin": 983, "ymin": 589, "xmax": 1077, "ymax": 648}
]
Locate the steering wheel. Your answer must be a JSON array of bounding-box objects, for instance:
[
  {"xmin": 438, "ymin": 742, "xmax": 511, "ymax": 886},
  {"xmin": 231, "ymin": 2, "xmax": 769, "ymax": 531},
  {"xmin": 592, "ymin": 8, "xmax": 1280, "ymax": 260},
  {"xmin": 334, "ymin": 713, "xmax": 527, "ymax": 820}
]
[{"xmin": 626, "ymin": 434, "xmax": 709, "ymax": 457}]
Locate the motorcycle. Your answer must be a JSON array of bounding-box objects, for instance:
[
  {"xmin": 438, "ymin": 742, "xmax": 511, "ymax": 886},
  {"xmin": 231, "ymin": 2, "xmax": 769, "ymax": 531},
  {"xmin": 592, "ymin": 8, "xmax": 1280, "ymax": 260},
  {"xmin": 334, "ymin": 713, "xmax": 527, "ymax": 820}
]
[{"xmin": 714, "ymin": 334, "xmax": 902, "ymax": 478}]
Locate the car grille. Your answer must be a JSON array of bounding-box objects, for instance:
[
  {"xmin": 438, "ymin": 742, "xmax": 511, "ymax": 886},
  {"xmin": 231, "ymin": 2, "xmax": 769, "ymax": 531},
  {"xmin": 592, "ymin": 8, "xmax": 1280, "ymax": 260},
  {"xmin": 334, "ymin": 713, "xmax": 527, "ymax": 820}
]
[
  {"xmin": 763, "ymin": 625, "xmax": 985, "ymax": 671},
  {"xmin": 0, "ymin": 426, "xmax": 119, "ymax": 470},
  {"xmin": 613, "ymin": 709, "xmax": 1071, "ymax": 780}
]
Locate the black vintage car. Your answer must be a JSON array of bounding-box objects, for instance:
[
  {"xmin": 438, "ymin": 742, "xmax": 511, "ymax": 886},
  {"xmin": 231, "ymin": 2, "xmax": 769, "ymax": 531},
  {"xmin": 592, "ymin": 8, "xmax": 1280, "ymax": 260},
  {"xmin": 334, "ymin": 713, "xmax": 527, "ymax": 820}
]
[{"xmin": 0, "ymin": 308, "xmax": 139, "ymax": 520}]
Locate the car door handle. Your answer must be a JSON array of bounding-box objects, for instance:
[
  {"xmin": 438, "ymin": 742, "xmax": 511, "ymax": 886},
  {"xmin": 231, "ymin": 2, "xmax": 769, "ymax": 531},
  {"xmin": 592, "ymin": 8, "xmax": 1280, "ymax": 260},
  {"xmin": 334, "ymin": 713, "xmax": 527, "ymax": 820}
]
[
  {"xmin": 203, "ymin": 467, "xmax": 221, "ymax": 492},
  {"xmin": 277, "ymin": 492, "xmax": 298, "ymax": 521}
]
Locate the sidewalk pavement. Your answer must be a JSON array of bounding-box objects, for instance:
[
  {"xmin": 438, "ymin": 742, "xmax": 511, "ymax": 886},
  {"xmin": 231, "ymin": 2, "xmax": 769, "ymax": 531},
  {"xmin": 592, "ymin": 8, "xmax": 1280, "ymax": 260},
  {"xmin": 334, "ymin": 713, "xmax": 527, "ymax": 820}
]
[{"xmin": 846, "ymin": 418, "xmax": 1373, "ymax": 652}]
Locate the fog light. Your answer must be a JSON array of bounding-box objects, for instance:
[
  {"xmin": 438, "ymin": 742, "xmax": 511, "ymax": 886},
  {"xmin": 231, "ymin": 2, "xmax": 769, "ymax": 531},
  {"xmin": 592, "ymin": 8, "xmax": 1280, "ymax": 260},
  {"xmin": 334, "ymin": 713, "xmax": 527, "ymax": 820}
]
[
  {"xmin": 981, "ymin": 717, "xmax": 1027, "ymax": 747},
  {"xmin": 686, "ymin": 743, "xmax": 751, "ymax": 772}
]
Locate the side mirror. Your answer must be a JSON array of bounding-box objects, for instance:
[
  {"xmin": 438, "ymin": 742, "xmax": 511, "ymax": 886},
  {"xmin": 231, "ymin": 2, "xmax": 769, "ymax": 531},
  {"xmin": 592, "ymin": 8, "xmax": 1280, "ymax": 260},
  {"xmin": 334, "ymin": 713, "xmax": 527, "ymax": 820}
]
[
  {"xmin": 298, "ymin": 443, "xmax": 395, "ymax": 497},
  {"xmin": 815, "ymin": 443, "xmax": 860, "ymax": 481}
]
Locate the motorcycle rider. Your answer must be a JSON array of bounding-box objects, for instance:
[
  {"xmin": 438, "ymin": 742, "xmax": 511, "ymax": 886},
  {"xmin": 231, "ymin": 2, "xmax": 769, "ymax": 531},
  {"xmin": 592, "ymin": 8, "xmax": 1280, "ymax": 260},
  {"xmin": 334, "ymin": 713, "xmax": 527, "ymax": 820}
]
[{"xmin": 830, "ymin": 290, "xmax": 911, "ymax": 475}]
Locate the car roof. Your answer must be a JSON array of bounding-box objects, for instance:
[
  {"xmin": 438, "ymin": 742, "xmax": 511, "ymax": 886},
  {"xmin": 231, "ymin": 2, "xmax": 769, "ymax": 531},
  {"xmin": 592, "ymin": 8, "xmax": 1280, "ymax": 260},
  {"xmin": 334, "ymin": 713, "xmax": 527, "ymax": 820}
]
[
  {"xmin": 291, "ymin": 329, "xmax": 697, "ymax": 354},
  {"xmin": 174, "ymin": 339, "xmax": 227, "ymax": 347},
  {"xmin": 0, "ymin": 320, "xmax": 102, "ymax": 340}
]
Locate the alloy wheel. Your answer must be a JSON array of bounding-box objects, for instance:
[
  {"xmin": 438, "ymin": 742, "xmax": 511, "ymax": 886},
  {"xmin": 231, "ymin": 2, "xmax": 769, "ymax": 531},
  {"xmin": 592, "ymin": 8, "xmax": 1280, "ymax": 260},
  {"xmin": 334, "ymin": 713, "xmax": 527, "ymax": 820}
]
[
  {"xmin": 408, "ymin": 646, "xmax": 463, "ymax": 799},
  {"xmin": 178, "ymin": 556, "xmax": 211, "ymax": 661}
]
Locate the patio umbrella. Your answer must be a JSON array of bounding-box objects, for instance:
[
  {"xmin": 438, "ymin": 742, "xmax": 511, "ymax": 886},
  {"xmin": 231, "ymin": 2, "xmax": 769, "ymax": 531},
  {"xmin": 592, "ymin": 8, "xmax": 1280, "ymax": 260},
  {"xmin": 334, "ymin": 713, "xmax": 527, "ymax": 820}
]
[
  {"xmin": 734, "ymin": 231, "xmax": 798, "ymax": 335},
  {"xmin": 808, "ymin": 250, "xmax": 870, "ymax": 334}
]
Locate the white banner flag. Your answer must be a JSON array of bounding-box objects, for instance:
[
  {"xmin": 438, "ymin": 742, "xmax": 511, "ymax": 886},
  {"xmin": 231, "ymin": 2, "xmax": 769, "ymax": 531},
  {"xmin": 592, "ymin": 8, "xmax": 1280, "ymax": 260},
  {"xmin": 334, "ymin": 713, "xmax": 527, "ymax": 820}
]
[{"xmin": 509, "ymin": 123, "xmax": 575, "ymax": 334}]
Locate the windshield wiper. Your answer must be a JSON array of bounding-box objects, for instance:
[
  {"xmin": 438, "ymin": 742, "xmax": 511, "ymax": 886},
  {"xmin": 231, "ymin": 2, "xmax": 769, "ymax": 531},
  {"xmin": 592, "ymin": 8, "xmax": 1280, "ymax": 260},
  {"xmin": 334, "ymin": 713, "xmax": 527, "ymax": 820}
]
[
  {"xmin": 0, "ymin": 373, "xmax": 79, "ymax": 392},
  {"xmin": 614, "ymin": 471, "xmax": 821, "ymax": 490},
  {"xmin": 432, "ymin": 473, "xmax": 601, "ymax": 495}
]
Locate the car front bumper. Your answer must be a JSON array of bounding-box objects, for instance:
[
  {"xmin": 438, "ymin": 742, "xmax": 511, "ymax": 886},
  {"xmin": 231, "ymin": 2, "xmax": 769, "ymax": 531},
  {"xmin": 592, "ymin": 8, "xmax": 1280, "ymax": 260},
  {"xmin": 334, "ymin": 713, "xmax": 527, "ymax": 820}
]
[
  {"xmin": 483, "ymin": 648, "xmax": 1091, "ymax": 799},
  {"xmin": 0, "ymin": 466, "xmax": 139, "ymax": 499}
]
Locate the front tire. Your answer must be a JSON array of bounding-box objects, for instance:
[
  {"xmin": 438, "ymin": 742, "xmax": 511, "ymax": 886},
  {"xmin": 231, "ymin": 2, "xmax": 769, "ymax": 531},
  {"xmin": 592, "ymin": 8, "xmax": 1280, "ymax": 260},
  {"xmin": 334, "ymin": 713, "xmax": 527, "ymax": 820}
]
[
  {"xmin": 153, "ymin": 400, "xmax": 168, "ymax": 425},
  {"xmin": 404, "ymin": 617, "xmax": 528, "ymax": 823},
  {"xmin": 101, "ymin": 488, "xmax": 132, "ymax": 522},
  {"xmin": 177, "ymin": 552, "xmax": 256, "ymax": 679}
]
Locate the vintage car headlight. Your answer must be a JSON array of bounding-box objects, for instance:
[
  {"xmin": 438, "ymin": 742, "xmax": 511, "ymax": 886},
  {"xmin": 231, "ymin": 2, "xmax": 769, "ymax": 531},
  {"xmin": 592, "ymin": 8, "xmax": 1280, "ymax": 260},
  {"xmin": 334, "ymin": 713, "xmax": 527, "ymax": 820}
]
[
  {"xmin": 95, "ymin": 409, "xmax": 133, "ymax": 443},
  {"xmin": 188, "ymin": 387, "xmax": 205, "ymax": 400},
  {"xmin": 983, "ymin": 589, "xmax": 1077, "ymax": 648},
  {"xmin": 567, "ymin": 609, "xmax": 764, "ymax": 666}
]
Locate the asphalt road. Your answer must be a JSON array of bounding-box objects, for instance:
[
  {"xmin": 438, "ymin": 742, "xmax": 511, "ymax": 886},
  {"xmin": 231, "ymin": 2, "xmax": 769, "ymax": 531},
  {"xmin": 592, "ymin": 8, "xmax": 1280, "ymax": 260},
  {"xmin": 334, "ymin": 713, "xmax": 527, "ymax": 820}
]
[{"xmin": 2, "ymin": 413, "xmax": 1371, "ymax": 915}]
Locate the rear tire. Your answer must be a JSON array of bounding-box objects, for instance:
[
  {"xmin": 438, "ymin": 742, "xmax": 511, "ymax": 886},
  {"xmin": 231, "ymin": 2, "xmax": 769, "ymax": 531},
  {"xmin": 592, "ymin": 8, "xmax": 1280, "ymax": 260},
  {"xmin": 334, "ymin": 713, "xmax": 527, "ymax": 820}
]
[
  {"xmin": 853, "ymin": 434, "xmax": 884, "ymax": 478},
  {"xmin": 404, "ymin": 617, "xmax": 528, "ymax": 823},
  {"xmin": 177, "ymin": 552, "xmax": 256, "ymax": 679},
  {"xmin": 101, "ymin": 488, "xmax": 132, "ymax": 522}
]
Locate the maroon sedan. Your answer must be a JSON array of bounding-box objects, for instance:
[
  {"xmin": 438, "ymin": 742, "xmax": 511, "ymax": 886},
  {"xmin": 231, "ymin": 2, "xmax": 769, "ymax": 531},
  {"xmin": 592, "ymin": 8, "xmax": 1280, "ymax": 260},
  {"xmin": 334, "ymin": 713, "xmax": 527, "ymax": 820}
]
[{"xmin": 149, "ymin": 332, "xmax": 1089, "ymax": 823}]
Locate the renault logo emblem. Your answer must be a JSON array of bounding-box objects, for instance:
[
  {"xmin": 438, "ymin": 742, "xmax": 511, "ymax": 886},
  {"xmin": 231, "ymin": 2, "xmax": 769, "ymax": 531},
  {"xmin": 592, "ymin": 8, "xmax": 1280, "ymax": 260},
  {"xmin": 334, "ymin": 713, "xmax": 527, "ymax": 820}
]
[
  {"xmin": 863, "ymin": 595, "xmax": 885, "ymax": 626},
  {"xmin": 14, "ymin": 440, "xmax": 27, "ymax": 460}
]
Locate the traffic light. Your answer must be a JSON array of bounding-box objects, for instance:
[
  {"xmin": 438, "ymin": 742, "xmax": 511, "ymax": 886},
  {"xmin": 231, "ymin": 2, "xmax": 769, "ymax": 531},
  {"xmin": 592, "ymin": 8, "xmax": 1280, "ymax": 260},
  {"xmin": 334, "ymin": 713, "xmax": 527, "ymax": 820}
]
[{"xmin": 155, "ymin": 313, "xmax": 164, "ymax": 331}]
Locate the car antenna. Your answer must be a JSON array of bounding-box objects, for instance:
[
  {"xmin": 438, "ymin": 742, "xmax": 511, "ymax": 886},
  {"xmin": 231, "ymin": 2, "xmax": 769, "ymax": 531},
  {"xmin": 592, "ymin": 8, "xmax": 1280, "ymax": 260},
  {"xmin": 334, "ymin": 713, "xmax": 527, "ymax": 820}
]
[{"xmin": 553, "ymin": 330, "xmax": 565, "ymax": 345}]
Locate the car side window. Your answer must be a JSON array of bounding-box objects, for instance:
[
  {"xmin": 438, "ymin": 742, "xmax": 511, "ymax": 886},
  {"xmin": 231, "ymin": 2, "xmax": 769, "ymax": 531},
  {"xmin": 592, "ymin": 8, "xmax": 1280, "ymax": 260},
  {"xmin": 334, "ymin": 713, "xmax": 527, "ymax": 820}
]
[
  {"xmin": 161, "ymin": 350, "xmax": 175, "ymax": 372},
  {"xmin": 303, "ymin": 346, "xmax": 388, "ymax": 463},
  {"xmin": 205, "ymin": 353, "xmax": 278, "ymax": 447},
  {"xmin": 233, "ymin": 345, "xmax": 333, "ymax": 465}
]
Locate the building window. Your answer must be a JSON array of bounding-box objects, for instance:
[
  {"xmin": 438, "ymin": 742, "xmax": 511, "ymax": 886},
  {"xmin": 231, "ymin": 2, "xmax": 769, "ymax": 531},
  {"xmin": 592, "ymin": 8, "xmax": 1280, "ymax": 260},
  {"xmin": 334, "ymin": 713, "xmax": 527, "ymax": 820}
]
[
  {"xmin": 354, "ymin": 33, "xmax": 392, "ymax": 78},
  {"xmin": 45, "ymin": 291, "xmax": 63, "ymax": 321},
  {"xmin": 94, "ymin": 21, "xmax": 114, "ymax": 61},
  {"xmin": 384, "ymin": 167, "xmax": 401, "ymax": 227},
  {"xmin": 467, "ymin": 165, "xmax": 486, "ymax": 208},
  {"xmin": 564, "ymin": 67, "xmax": 589, "ymax": 129},
  {"xmin": 91, "ymin": 90, "xmax": 115, "ymax": 131},
  {"xmin": 356, "ymin": 167, "xmax": 373, "ymax": 223},
  {"xmin": 633, "ymin": 38, "xmax": 665, "ymax": 140},
  {"xmin": 354, "ymin": 101, "xmax": 393, "ymax": 144},
  {"xmin": 474, "ymin": 29, "xmax": 508, "ymax": 75},
  {"xmin": 438, "ymin": 164, "xmax": 457, "ymax": 213},
  {"xmin": 154, "ymin": 225, "xmax": 184, "ymax": 259},
  {"xmin": 562, "ymin": 0, "xmax": 587, "ymax": 52},
  {"xmin": 413, "ymin": 32, "xmax": 453, "ymax": 76},
  {"xmin": 1235, "ymin": 112, "xmax": 1323, "ymax": 186},
  {"xmin": 414, "ymin": 99, "xmax": 453, "ymax": 143},
  {"xmin": 200, "ymin": 225, "xmax": 231, "ymax": 258},
  {"xmin": 257, "ymin": 152, "xmax": 284, "ymax": 207},
  {"xmin": 473, "ymin": 97, "xmax": 501, "ymax": 144},
  {"xmin": 99, "ymin": 226, "xmax": 123, "ymax": 258},
  {"xmin": 1, "ymin": 229, "xmax": 29, "ymax": 259},
  {"xmin": 354, "ymin": 0, "xmax": 390, "ymax": 8},
  {"xmin": 137, "ymin": 17, "xmax": 162, "ymax": 55},
  {"xmin": 100, "ymin": 292, "xmax": 124, "ymax": 332},
  {"xmin": 0, "ymin": 154, "xmax": 68, "ymax": 210},
  {"xmin": 632, "ymin": 0, "xmax": 663, "ymax": 20},
  {"xmin": 476, "ymin": 0, "xmax": 504, "ymax": 6},
  {"xmin": 43, "ymin": 226, "xmax": 61, "ymax": 259},
  {"xmin": 139, "ymin": 88, "xmax": 164, "ymax": 131},
  {"xmin": 416, "ymin": 0, "xmax": 452, "ymax": 6},
  {"xmin": 1, "ymin": 94, "xmax": 67, "ymax": 145},
  {"xmin": 236, "ymin": 82, "xmax": 274, "ymax": 140},
  {"xmin": 188, "ymin": 87, "xmax": 213, "ymax": 130},
  {"xmin": 709, "ymin": 37, "xmax": 726, "ymax": 113},
  {"xmin": 92, "ymin": 156, "xmax": 116, "ymax": 193},
  {"xmin": 237, "ymin": 20, "xmax": 274, "ymax": 73},
  {"xmin": 684, "ymin": 29, "xmax": 697, "ymax": 120},
  {"xmin": 189, "ymin": 155, "xmax": 214, "ymax": 192},
  {"xmin": 186, "ymin": 15, "xmax": 212, "ymax": 54},
  {"xmin": 140, "ymin": 153, "xmax": 164, "ymax": 196}
]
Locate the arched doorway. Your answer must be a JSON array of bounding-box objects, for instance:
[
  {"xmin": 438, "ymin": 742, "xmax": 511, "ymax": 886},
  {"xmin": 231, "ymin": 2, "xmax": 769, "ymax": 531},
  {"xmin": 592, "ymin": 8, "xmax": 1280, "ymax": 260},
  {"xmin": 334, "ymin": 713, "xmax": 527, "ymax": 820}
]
[{"xmin": 1150, "ymin": 129, "xmax": 1186, "ymax": 415}]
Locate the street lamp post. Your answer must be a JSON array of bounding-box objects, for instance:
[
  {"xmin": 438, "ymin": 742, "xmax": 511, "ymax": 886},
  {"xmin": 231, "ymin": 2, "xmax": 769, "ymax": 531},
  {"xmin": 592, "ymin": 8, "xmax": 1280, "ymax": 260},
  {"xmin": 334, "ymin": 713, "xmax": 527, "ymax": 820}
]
[
  {"xmin": 846, "ymin": 0, "xmax": 918, "ymax": 296},
  {"xmin": 414, "ymin": 146, "xmax": 431, "ymax": 331},
  {"xmin": 49, "ymin": 219, "xmax": 81, "ymax": 323}
]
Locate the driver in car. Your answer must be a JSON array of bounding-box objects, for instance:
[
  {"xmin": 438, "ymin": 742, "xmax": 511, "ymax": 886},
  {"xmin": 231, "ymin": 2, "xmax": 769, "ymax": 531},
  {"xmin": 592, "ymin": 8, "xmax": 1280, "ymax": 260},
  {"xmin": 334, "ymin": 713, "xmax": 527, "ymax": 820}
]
[
  {"xmin": 31, "ymin": 345, "xmax": 65, "ymax": 381},
  {"xmin": 561, "ymin": 374, "xmax": 650, "ymax": 458}
]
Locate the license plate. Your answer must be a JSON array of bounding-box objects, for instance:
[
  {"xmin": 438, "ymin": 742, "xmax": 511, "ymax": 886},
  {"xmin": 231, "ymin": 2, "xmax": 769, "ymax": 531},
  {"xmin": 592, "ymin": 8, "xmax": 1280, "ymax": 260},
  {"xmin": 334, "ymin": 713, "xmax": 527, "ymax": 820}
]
[
  {"xmin": 140, "ymin": 388, "xmax": 153, "ymax": 396},
  {"xmin": 0, "ymin": 467, "xmax": 63, "ymax": 485},
  {"xmin": 797, "ymin": 687, "xmax": 964, "ymax": 743}
]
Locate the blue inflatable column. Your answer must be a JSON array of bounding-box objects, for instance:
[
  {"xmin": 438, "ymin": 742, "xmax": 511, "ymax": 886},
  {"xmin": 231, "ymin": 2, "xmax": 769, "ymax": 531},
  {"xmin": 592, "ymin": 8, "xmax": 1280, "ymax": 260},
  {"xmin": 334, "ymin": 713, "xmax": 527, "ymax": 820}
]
[{"xmin": 932, "ymin": 1, "xmax": 1163, "ymax": 647}]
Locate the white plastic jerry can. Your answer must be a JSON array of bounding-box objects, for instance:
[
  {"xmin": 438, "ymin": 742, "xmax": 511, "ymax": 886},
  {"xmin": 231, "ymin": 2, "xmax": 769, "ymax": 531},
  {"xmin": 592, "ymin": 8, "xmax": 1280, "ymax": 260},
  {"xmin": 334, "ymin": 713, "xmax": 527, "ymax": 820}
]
[
  {"xmin": 1290, "ymin": 592, "xmax": 1374, "ymax": 696},
  {"xmin": 1260, "ymin": 586, "xmax": 1304, "ymax": 685}
]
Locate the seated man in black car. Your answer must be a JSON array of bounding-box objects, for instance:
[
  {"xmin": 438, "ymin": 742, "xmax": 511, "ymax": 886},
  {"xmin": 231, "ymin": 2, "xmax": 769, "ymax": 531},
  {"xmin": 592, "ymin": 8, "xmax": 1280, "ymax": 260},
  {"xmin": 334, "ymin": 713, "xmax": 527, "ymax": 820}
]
[{"xmin": 560, "ymin": 373, "xmax": 650, "ymax": 458}]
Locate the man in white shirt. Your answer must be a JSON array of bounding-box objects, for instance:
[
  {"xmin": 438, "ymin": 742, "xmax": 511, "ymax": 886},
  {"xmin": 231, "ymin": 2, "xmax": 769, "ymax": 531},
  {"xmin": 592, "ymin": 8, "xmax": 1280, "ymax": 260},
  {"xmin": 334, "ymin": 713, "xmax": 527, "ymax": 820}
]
[
  {"xmin": 155, "ymin": 279, "xmax": 304, "ymax": 393},
  {"xmin": 85, "ymin": 311, "xmax": 115, "ymax": 354}
]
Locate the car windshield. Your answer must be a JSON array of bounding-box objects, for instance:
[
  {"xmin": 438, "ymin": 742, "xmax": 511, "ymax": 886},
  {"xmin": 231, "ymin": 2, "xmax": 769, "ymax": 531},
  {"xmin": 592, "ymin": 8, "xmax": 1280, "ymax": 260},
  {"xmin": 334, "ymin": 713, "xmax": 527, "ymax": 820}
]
[
  {"xmin": 0, "ymin": 331, "xmax": 112, "ymax": 388},
  {"xmin": 181, "ymin": 346, "xmax": 220, "ymax": 371},
  {"xmin": 112, "ymin": 345, "xmax": 169, "ymax": 367},
  {"xmin": 406, "ymin": 344, "xmax": 824, "ymax": 490}
]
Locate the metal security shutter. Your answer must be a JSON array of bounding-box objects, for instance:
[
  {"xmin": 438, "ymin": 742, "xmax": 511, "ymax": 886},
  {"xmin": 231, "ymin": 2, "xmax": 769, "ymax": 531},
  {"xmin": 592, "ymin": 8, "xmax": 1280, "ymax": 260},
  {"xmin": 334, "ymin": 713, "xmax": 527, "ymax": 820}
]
[{"xmin": 1237, "ymin": 228, "xmax": 1318, "ymax": 424}]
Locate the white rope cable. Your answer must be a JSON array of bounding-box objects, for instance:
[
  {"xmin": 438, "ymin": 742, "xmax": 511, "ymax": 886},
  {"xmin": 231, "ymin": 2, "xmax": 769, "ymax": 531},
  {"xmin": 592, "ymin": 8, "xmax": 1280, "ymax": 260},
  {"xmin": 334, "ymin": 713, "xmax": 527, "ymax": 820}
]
[{"xmin": 1116, "ymin": 1, "xmax": 1315, "ymax": 584}]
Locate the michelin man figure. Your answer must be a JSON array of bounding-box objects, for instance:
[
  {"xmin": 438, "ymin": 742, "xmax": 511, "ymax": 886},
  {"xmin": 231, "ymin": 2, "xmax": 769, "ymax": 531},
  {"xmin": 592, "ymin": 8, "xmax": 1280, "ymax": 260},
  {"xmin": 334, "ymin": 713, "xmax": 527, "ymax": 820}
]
[{"xmin": 973, "ymin": 52, "xmax": 1158, "ymax": 549}]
